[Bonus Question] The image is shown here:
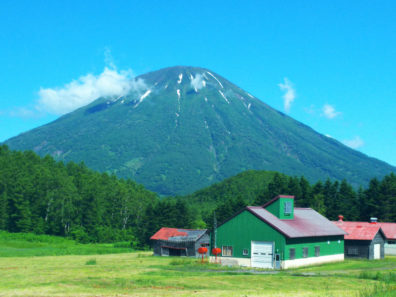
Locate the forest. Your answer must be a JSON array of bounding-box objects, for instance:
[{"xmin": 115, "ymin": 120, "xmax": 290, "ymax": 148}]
[{"xmin": 0, "ymin": 144, "xmax": 395, "ymax": 247}]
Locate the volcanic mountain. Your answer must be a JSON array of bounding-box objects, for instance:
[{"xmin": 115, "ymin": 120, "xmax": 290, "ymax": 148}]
[{"xmin": 5, "ymin": 66, "xmax": 395, "ymax": 195}]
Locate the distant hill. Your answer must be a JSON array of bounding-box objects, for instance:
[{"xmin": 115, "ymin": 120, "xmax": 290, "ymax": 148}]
[
  {"xmin": 5, "ymin": 66, "xmax": 395, "ymax": 196},
  {"xmin": 180, "ymin": 170, "xmax": 278, "ymax": 209}
]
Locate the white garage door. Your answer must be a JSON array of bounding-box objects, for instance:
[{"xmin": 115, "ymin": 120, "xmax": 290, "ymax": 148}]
[
  {"xmin": 374, "ymin": 244, "xmax": 380, "ymax": 259},
  {"xmin": 251, "ymin": 241, "xmax": 274, "ymax": 268}
]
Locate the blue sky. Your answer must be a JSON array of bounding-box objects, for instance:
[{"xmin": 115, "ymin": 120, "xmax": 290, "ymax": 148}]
[{"xmin": 1, "ymin": 0, "xmax": 395, "ymax": 166}]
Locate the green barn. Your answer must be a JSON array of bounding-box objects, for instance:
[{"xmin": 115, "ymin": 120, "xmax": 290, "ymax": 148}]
[{"xmin": 214, "ymin": 195, "xmax": 346, "ymax": 269}]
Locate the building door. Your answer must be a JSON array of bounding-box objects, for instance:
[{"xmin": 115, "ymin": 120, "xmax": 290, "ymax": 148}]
[
  {"xmin": 373, "ymin": 244, "xmax": 381, "ymax": 259},
  {"xmin": 251, "ymin": 241, "xmax": 274, "ymax": 268}
]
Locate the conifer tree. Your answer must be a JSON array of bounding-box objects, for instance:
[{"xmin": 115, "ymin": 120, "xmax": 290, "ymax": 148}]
[
  {"xmin": 338, "ymin": 180, "xmax": 358, "ymax": 221},
  {"xmin": 0, "ymin": 189, "xmax": 8, "ymax": 230},
  {"xmin": 362, "ymin": 178, "xmax": 381, "ymax": 220}
]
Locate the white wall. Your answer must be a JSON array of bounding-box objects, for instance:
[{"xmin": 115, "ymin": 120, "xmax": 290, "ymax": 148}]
[
  {"xmin": 210, "ymin": 254, "xmax": 344, "ymax": 269},
  {"xmin": 385, "ymin": 243, "xmax": 396, "ymax": 255},
  {"xmin": 282, "ymin": 254, "xmax": 344, "ymax": 269}
]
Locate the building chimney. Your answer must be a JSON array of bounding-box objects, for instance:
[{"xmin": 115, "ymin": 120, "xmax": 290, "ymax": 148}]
[
  {"xmin": 370, "ymin": 217, "xmax": 378, "ymax": 224},
  {"xmin": 338, "ymin": 215, "xmax": 344, "ymax": 222}
]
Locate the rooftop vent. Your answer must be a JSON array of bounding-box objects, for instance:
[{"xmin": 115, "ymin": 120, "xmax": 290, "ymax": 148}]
[
  {"xmin": 338, "ymin": 215, "xmax": 344, "ymax": 221},
  {"xmin": 370, "ymin": 217, "xmax": 378, "ymax": 224}
]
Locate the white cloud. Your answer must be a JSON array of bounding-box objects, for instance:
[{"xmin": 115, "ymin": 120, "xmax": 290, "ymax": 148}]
[
  {"xmin": 322, "ymin": 104, "xmax": 341, "ymax": 119},
  {"xmin": 190, "ymin": 74, "xmax": 205, "ymax": 91},
  {"xmin": 37, "ymin": 67, "xmax": 147, "ymax": 115},
  {"xmin": 278, "ymin": 78, "xmax": 296, "ymax": 113},
  {"xmin": 343, "ymin": 136, "xmax": 364, "ymax": 149}
]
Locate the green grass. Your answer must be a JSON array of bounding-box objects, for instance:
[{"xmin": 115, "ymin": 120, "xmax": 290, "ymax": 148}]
[
  {"xmin": 85, "ymin": 258, "xmax": 97, "ymax": 265},
  {"xmin": 0, "ymin": 251, "xmax": 396, "ymax": 296},
  {"xmin": 0, "ymin": 231, "xmax": 133, "ymax": 257},
  {"xmin": 1, "ymin": 232, "xmax": 396, "ymax": 296}
]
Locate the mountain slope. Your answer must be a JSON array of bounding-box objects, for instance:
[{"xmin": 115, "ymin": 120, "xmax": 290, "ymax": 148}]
[{"xmin": 5, "ymin": 66, "xmax": 395, "ymax": 195}]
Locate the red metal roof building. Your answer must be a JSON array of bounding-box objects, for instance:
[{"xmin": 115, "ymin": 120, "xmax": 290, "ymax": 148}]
[
  {"xmin": 333, "ymin": 217, "xmax": 385, "ymax": 259},
  {"xmin": 150, "ymin": 227, "xmax": 209, "ymax": 257},
  {"xmin": 377, "ymin": 223, "xmax": 396, "ymax": 241}
]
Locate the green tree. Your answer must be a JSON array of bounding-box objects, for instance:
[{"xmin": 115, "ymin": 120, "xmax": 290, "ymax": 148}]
[
  {"xmin": 299, "ymin": 176, "xmax": 312, "ymax": 207},
  {"xmin": 324, "ymin": 180, "xmax": 339, "ymax": 220},
  {"xmin": 0, "ymin": 189, "xmax": 8, "ymax": 230},
  {"xmin": 362, "ymin": 178, "xmax": 381, "ymax": 220},
  {"xmin": 338, "ymin": 180, "xmax": 358, "ymax": 221}
]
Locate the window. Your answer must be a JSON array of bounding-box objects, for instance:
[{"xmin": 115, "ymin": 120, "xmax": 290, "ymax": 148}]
[
  {"xmin": 347, "ymin": 248, "xmax": 359, "ymax": 256},
  {"xmin": 289, "ymin": 248, "xmax": 295, "ymax": 260},
  {"xmin": 315, "ymin": 246, "xmax": 320, "ymax": 257},
  {"xmin": 303, "ymin": 247, "xmax": 309, "ymax": 258},
  {"xmin": 243, "ymin": 249, "xmax": 249, "ymax": 256},
  {"xmin": 222, "ymin": 246, "xmax": 233, "ymax": 257},
  {"xmin": 284, "ymin": 201, "xmax": 292, "ymax": 215}
]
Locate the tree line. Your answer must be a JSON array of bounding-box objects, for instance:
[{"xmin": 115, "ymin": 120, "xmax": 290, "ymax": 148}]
[
  {"xmin": 210, "ymin": 172, "xmax": 396, "ymax": 227},
  {"xmin": 0, "ymin": 144, "xmax": 395, "ymax": 246}
]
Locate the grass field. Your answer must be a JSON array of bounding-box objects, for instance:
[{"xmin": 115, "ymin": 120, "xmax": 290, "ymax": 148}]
[
  {"xmin": 0, "ymin": 231, "xmax": 134, "ymax": 257},
  {"xmin": 1, "ymin": 252, "xmax": 396, "ymax": 296},
  {"xmin": 0, "ymin": 232, "xmax": 396, "ymax": 296}
]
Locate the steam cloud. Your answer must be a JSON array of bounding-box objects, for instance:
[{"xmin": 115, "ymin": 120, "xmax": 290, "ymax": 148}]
[
  {"xmin": 322, "ymin": 104, "xmax": 341, "ymax": 119},
  {"xmin": 37, "ymin": 67, "xmax": 147, "ymax": 115},
  {"xmin": 278, "ymin": 78, "xmax": 295, "ymax": 113}
]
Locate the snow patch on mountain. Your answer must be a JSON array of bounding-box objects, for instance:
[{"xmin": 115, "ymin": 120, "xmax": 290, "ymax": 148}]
[
  {"xmin": 177, "ymin": 73, "xmax": 183, "ymax": 84},
  {"xmin": 190, "ymin": 74, "xmax": 206, "ymax": 91},
  {"xmin": 207, "ymin": 72, "xmax": 223, "ymax": 88},
  {"xmin": 177, "ymin": 89, "xmax": 181, "ymax": 111},
  {"xmin": 218, "ymin": 90, "xmax": 230, "ymax": 104},
  {"xmin": 134, "ymin": 89, "xmax": 151, "ymax": 108}
]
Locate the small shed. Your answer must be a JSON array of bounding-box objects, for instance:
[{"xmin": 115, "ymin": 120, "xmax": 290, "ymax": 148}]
[
  {"xmin": 150, "ymin": 227, "xmax": 209, "ymax": 257},
  {"xmin": 333, "ymin": 217, "xmax": 386, "ymax": 259}
]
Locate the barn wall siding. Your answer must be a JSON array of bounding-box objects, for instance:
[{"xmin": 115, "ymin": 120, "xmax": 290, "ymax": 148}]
[
  {"xmin": 216, "ymin": 210, "xmax": 286, "ymax": 259},
  {"xmin": 345, "ymin": 240, "xmax": 370, "ymax": 258},
  {"xmin": 285, "ymin": 236, "xmax": 344, "ymax": 260}
]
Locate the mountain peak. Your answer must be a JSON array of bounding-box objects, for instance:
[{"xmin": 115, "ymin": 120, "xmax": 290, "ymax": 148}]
[
  {"xmin": 138, "ymin": 66, "xmax": 227, "ymax": 91},
  {"xmin": 5, "ymin": 67, "xmax": 395, "ymax": 196}
]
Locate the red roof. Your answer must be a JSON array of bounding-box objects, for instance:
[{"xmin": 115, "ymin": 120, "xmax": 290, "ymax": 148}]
[
  {"xmin": 150, "ymin": 227, "xmax": 188, "ymax": 240},
  {"xmin": 333, "ymin": 221, "xmax": 383, "ymax": 240},
  {"xmin": 150, "ymin": 227, "xmax": 207, "ymax": 241},
  {"xmin": 247, "ymin": 207, "xmax": 346, "ymax": 238},
  {"xmin": 377, "ymin": 223, "xmax": 396, "ymax": 240}
]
